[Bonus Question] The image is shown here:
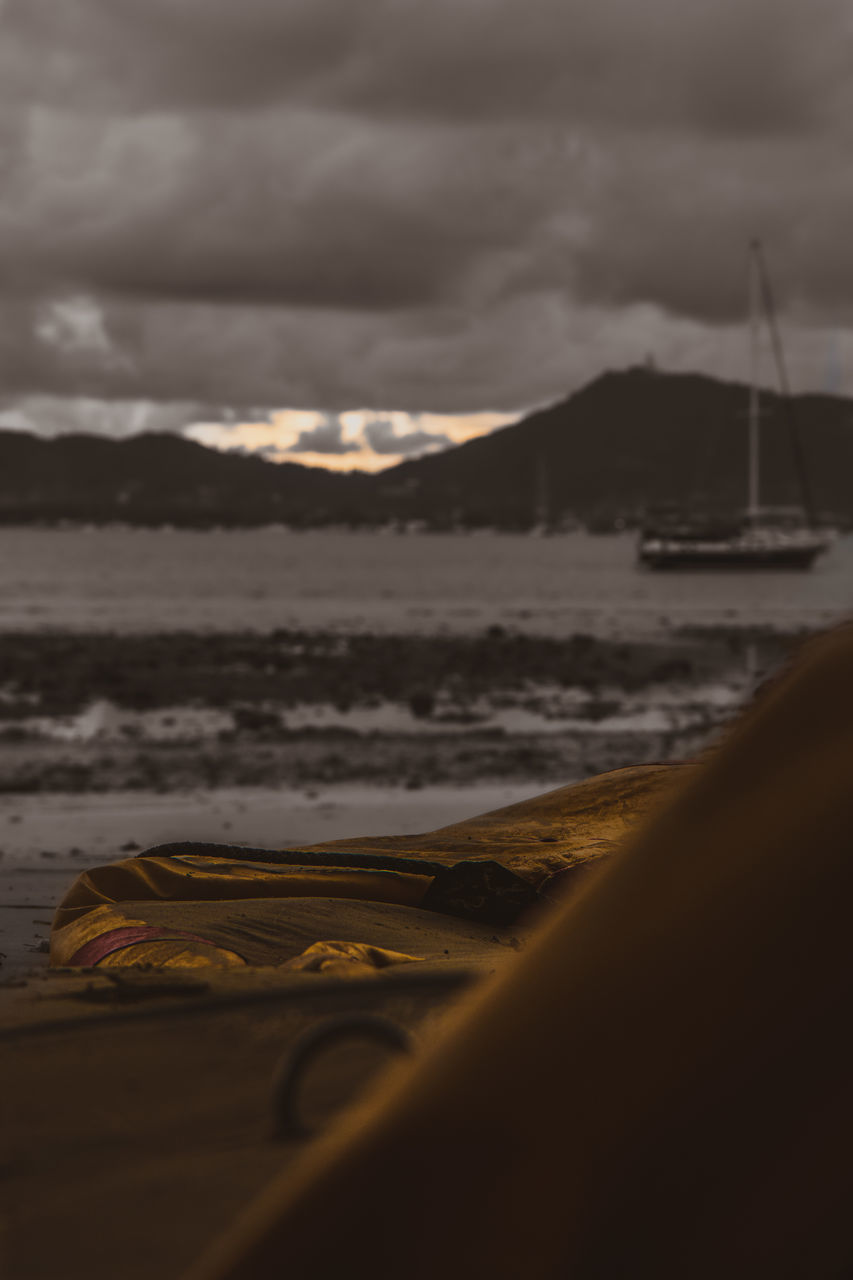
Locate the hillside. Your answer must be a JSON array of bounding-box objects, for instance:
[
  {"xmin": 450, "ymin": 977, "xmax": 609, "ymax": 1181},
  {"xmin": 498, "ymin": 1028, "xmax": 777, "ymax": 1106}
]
[
  {"xmin": 0, "ymin": 430, "xmax": 373, "ymax": 526},
  {"xmin": 377, "ymin": 367, "xmax": 853, "ymax": 528},
  {"xmin": 1, "ymin": 368, "xmax": 851, "ymax": 527}
]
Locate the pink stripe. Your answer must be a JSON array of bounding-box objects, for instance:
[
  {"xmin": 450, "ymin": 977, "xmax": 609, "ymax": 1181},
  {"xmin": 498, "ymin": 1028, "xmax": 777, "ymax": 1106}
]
[{"xmin": 69, "ymin": 924, "xmax": 226, "ymax": 967}]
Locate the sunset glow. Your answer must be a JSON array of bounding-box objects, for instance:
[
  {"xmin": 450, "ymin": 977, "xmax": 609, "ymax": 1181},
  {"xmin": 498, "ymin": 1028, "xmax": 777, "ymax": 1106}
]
[{"xmin": 183, "ymin": 408, "xmax": 517, "ymax": 471}]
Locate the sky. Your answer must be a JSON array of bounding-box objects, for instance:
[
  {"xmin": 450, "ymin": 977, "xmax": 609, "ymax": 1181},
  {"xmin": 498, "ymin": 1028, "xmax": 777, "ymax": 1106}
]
[{"xmin": 1, "ymin": 0, "xmax": 852, "ymax": 471}]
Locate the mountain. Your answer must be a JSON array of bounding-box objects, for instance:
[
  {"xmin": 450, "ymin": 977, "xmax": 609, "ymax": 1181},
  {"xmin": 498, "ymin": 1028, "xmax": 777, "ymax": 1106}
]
[
  {"xmin": 0, "ymin": 430, "xmax": 373, "ymax": 526},
  {"xmin": 376, "ymin": 367, "xmax": 853, "ymax": 529},
  {"xmin": 0, "ymin": 368, "xmax": 851, "ymax": 527}
]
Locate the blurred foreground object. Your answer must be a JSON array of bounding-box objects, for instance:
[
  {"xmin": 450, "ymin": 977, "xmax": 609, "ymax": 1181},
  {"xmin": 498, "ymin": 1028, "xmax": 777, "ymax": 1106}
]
[{"xmin": 188, "ymin": 624, "xmax": 853, "ymax": 1280}]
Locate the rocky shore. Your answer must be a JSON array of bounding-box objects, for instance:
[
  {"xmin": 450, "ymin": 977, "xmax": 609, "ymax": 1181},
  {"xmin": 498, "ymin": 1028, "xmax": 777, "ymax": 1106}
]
[{"xmin": 0, "ymin": 625, "xmax": 804, "ymax": 792}]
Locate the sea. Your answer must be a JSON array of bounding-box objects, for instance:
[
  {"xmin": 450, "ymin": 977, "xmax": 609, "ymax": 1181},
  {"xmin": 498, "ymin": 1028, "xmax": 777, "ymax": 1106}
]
[{"xmin": 0, "ymin": 526, "xmax": 850, "ymax": 637}]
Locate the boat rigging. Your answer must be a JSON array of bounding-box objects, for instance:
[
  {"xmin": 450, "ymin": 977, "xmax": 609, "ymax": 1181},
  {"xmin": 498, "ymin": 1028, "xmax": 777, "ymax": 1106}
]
[{"xmin": 638, "ymin": 240, "xmax": 831, "ymax": 571}]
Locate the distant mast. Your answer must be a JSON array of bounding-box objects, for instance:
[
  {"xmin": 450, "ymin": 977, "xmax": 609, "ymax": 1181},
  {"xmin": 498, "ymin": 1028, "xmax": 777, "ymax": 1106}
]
[
  {"xmin": 533, "ymin": 452, "xmax": 550, "ymax": 531},
  {"xmin": 752, "ymin": 238, "xmax": 817, "ymax": 529},
  {"xmin": 747, "ymin": 240, "xmax": 761, "ymax": 522}
]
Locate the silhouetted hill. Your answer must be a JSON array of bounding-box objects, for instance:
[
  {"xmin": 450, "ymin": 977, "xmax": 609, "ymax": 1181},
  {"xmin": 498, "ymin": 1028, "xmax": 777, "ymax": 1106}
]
[
  {"xmin": 377, "ymin": 367, "xmax": 853, "ymax": 528},
  {"xmin": 1, "ymin": 368, "xmax": 852, "ymax": 527},
  {"xmin": 0, "ymin": 430, "xmax": 373, "ymax": 526}
]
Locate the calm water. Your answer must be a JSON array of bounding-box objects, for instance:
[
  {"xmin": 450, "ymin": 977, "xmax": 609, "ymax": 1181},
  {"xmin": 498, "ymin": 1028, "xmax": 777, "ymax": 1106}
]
[{"xmin": 0, "ymin": 527, "xmax": 851, "ymax": 636}]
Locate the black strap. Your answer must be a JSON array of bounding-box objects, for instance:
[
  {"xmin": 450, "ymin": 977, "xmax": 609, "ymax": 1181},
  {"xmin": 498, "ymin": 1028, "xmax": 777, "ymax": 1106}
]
[{"xmin": 138, "ymin": 841, "xmax": 542, "ymax": 925}]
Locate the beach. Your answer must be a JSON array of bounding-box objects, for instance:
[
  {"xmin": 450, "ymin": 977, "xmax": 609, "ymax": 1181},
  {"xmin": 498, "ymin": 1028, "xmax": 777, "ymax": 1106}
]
[{"xmin": 2, "ymin": 527, "xmax": 851, "ymax": 984}]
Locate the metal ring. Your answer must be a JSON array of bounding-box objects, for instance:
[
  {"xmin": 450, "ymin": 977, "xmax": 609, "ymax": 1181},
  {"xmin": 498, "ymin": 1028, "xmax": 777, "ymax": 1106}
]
[{"xmin": 271, "ymin": 1013, "xmax": 415, "ymax": 1140}]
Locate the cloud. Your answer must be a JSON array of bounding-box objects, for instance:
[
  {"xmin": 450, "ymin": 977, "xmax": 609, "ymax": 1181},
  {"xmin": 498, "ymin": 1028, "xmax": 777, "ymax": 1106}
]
[
  {"xmin": 363, "ymin": 417, "xmax": 450, "ymax": 455},
  {"xmin": 0, "ymin": 108, "xmax": 554, "ymax": 313},
  {"xmin": 2, "ymin": 0, "xmax": 845, "ymax": 135},
  {"xmin": 285, "ymin": 415, "xmax": 361, "ymax": 455},
  {"xmin": 0, "ymin": 0, "xmax": 362, "ymax": 114},
  {"xmin": 0, "ymin": 393, "xmax": 213, "ymax": 438},
  {"xmin": 0, "ymin": 0, "xmax": 851, "ymax": 416}
]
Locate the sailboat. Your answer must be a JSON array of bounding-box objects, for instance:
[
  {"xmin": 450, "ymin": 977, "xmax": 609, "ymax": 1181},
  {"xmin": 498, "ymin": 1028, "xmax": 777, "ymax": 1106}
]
[{"xmin": 638, "ymin": 241, "xmax": 832, "ymax": 571}]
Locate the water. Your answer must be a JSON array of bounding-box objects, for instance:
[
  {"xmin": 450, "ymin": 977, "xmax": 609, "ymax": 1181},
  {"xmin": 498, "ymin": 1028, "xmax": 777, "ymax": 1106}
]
[
  {"xmin": 21, "ymin": 678, "xmax": 746, "ymax": 743},
  {"xmin": 0, "ymin": 526, "xmax": 850, "ymax": 636}
]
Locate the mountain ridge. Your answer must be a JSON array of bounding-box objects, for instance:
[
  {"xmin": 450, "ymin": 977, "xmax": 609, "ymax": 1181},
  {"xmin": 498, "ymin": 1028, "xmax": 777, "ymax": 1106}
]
[
  {"xmin": 375, "ymin": 367, "xmax": 853, "ymax": 527},
  {"xmin": 1, "ymin": 367, "xmax": 851, "ymax": 527}
]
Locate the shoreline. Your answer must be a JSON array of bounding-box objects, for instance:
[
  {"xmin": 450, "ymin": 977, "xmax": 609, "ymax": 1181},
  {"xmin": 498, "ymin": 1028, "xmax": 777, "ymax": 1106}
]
[
  {"xmin": 0, "ymin": 620, "xmax": 825, "ymax": 981},
  {"xmin": 0, "ymin": 622, "xmax": 800, "ymax": 794},
  {"xmin": 0, "ymin": 620, "xmax": 800, "ymax": 715},
  {"xmin": 0, "ymin": 607, "xmax": 844, "ymax": 639},
  {"xmin": 0, "ymin": 725, "xmax": 715, "ymax": 793}
]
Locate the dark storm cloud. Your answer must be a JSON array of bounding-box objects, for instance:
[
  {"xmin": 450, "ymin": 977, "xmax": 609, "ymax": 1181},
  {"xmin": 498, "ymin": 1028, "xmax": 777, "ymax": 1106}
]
[
  {"xmin": 0, "ymin": 0, "xmax": 362, "ymax": 113},
  {"xmin": 1, "ymin": 0, "xmax": 841, "ymax": 134},
  {"xmin": 0, "ymin": 107, "xmax": 552, "ymax": 311},
  {"xmin": 363, "ymin": 419, "xmax": 450, "ymax": 455},
  {"xmin": 0, "ymin": 0, "xmax": 851, "ymax": 413},
  {"xmin": 285, "ymin": 417, "xmax": 360, "ymax": 455},
  {"xmin": 567, "ymin": 135, "xmax": 853, "ymax": 323}
]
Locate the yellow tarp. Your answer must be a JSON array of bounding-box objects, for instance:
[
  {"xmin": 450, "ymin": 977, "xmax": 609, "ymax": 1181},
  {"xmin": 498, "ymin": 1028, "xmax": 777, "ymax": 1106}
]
[{"xmin": 51, "ymin": 761, "xmax": 688, "ymax": 970}]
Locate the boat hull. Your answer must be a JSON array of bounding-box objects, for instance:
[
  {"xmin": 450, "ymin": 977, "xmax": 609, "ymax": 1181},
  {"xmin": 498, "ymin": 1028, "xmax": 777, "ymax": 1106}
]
[
  {"xmin": 638, "ymin": 526, "xmax": 831, "ymax": 571},
  {"xmin": 639, "ymin": 543, "xmax": 824, "ymax": 571}
]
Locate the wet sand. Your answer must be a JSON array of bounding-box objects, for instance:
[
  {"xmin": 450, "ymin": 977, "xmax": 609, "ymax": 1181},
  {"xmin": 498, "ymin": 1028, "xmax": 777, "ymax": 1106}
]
[
  {"xmin": 0, "ymin": 624, "xmax": 804, "ymax": 980},
  {"xmin": 0, "ymin": 624, "xmax": 797, "ymax": 789}
]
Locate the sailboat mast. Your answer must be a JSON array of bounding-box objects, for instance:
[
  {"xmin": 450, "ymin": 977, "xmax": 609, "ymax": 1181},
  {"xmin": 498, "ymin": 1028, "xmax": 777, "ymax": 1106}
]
[
  {"xmin": 747, "ymin": 240, "xmax": 761, "ymax": 520},
  {"xmin": 753, "ymin": 239, "xmax": 817, "ymax": 528}
]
